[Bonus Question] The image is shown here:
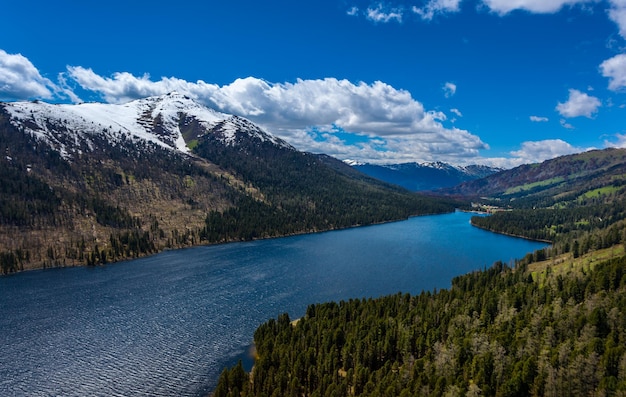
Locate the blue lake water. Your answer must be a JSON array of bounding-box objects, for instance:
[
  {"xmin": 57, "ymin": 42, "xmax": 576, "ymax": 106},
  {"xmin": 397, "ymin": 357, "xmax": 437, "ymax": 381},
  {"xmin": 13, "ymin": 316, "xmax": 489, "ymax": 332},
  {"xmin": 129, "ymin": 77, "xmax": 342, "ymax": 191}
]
[{"xmin": 0, "ymin": 211, "xmax": 548, "ymax": 396}]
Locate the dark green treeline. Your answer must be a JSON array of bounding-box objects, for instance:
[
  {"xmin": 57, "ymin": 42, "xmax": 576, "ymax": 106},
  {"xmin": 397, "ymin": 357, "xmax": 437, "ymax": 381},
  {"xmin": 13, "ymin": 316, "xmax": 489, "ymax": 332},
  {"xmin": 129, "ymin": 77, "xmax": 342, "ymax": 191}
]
[{"xmin": 216, "ymin": 254, "xmax": 626, "ymax": 397}]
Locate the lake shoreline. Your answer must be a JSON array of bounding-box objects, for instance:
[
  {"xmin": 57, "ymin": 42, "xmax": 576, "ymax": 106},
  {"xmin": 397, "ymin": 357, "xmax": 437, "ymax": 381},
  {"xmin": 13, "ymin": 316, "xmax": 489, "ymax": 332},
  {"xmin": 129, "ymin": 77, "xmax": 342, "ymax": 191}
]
[
  {"xmin": 0, "ymin": 211, "xmax": 549, "ymax": 396},
  {"xmin": 469, "ymin": 219, "xmax": 554, "ymax": 244},
  {"xmin": 1, "ymin": 209, "xmax": 456, "ymax": 276}
]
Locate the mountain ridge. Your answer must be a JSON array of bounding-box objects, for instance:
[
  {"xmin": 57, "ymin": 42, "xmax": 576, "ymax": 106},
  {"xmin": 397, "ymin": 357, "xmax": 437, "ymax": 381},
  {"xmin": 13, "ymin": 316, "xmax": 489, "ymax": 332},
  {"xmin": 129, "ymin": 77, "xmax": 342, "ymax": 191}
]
[
  {"xmin": 0, "ymin": 95, "xmax": 457, "ymax": 273},
  {"xmin": 3, "ymin": 93, "xmax": 293, "ymax": 160},
  {"xmin": 214, "ymin": 142, "xmax": 626, "ymax": 397}
]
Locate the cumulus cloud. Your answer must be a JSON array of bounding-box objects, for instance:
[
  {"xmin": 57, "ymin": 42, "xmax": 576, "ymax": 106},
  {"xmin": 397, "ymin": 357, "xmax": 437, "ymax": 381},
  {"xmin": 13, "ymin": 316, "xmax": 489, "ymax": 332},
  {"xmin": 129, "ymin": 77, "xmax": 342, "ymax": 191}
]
[
  {"xmin": 469, "ymin": 138, "xmax": 587, "ymax": 168},
  {"xmin": 481, "ymin": 0, "xmax": 596, "ymax": 15},
  {"xmin": 413, "ymin": 0, "xmax": 462, "ymax": 20},
  {"xmin": 608, "ymin": 0, "xmax": 626, "ymax": 39},
  {"xmin": 355, "ymin": 0, "xmax": 609, "ymax": 23},
  {"xmin": 66, "ymin": 66, "xmax": 488, "ymax": 164},
  {"xmin": 347, "ymin": 6, "xmax": 359, "ymax": 16},
  {"xmin": 352, "ymin": 0, "xmax": 626, "ymax": 46},
  {"xmin": 530, "ymin": 115, "xmax": 549, "ymax": 122},
  {"xmin": 450, "ymin": 108, "xmax": 463, "ymax": 117},
  {"xmin": 556, "ymin": 89, "xmax": 601, "ymax": 118},
  {"xmin": 605, "ymin": 132, "xmax": 626, "ymax": 148},
  {"xmin": 0, "ymin": 50, "xmax": 57, "ymax": 100},
  {"xmin": 510, "ymin": 139, "xmax": 585, "ymax": 164},
  {"xmin": 0, "ymin": 51, "xmax": 491, "ymax": 165},
  {"xmin": 366, "ymin": 4, "xmax": 403, "ymax": 23},
  {"xmin": 301, "ymin": 124, "xmax": 488, "ymax": 165},
  {"xmin": 443, "ymin": 82, "xmax": 457, "ymax": 98},
  {"xmin": 560, "ymin": 119, "xmax": 575, "ymax": 129},
  {"xmin": 476, "ymin": 0, "xmax": 626, "ymax": 42},
  {"xmin": 601, "ymin": 53, "xmax": 626, "ymax": 91}
]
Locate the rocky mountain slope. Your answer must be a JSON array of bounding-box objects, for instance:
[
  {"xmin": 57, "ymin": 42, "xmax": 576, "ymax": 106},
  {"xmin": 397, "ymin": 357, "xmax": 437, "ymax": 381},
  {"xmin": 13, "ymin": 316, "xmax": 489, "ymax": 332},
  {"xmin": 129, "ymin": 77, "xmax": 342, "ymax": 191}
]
[{"xmin": 0, "ymin": 94, "xmax": 456, "ymax": 273}]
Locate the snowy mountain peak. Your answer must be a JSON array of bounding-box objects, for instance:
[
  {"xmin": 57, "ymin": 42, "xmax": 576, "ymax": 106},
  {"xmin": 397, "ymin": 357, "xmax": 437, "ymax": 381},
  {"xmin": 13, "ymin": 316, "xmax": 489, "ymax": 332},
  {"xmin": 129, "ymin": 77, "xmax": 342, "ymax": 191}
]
[
  {"xmin": 204, "ymin": 114, "xmax": 294, "ymax": 149},
  {"xmin": 343, "ymin": 159, "xmax": 364, "ymax": 166},
  {"xmin": 1, "ymin": 94, "xmax": 289, "ymax": 159},
  {"xmin": 422, "ymin": 161, "xmax": 456, "ymax": 171}
]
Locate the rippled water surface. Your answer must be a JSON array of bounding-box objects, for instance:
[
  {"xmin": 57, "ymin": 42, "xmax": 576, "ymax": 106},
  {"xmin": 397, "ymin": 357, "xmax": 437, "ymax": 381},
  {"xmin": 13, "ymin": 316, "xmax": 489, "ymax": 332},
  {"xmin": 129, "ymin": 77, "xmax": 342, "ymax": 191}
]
[{"xmin": 0, "ymin": 212, "xmax": 548, "ymax": 396}]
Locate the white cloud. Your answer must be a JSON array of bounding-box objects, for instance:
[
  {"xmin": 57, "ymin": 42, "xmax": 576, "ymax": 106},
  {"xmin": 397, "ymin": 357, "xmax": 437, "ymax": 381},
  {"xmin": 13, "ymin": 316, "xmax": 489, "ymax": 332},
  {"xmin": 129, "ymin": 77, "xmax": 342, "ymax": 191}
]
[
  {"xmin": 608, "ymin": 0, "xmax": 626, "ymax": 39},
  {"xmin": 600, "ymin": 53, "xmax": 626, "ymax": 91},
  {"xmin": 530, "ymin": 115, "xmax": 549, "ymax": 122},
  {"xmin": 366, "ymin": 4, "xmax": 403, "ymax": 23},
  {"xmin": 481, "ymin": 0, "xmax": 596, "ymax": 15},
  {"xmin": 66, "ymin": 66, "xmax": 212, "ymax": 104},
  {"xmin": 413, "ymin": 0, "xmax": 462, "ymax": 20},
  {"xmin": 298, "ymin": 124, "xmax": 488, "ymax": 165},
  {"xmin": 443, "ymin": 82, "xmax": 457, "ymax": 97},
  {"xmin": 66, "ymin": 67, "xmax": 488, "ymax": 164},
  {"xmin": 477, "ymin": 0, "xmax": 626, "ymax": 46},
  {"xmin": 605, "ymin": 132, "xmax": 626, "ymax": 147},
  {"xmin": 0, "ymin": 50, "xmax": 57, "ymax": 100},
  {"xmin": 470, "ymin": 139, "xmax": 588, "ymax": 168},
  {"xmin": 347, "ymin": 6, "xmax": 359, "ymax": 16},
  {"xmin": 556, "ymin": 89, "xmax": 601, "ymax": 118},
  {"xmin": 5, "ymin": 51, "xmax": 598, "ymax": 168},
  {"xmin": 560, "ymin": 119, "xmax": 575, "ymax": 129},
  {"xmin": 354, "ymin": 0, "xmax": 626, "ymax": 41},
  {"xmin": 510, "ymin": 139, "xmax": 585, "ymax": 164},
  {"xmin": 0, "ymin": 52, "xmax": 491, "ymax": 165}
]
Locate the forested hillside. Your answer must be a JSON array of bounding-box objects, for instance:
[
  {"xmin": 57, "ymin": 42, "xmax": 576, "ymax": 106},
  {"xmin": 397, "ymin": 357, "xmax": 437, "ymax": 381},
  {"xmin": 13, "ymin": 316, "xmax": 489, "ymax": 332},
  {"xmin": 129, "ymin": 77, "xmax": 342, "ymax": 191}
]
[
  {"xmin": 195, "ymin": 126, "xmax": 455, "ymax": 242},
  {"xmin": 0, "ymin": 98, "xmax": 457, "ymax": 273},
  {"xmin": 216, "ymin": 246, "xmax": 626, "ymax": 397},
  {"xmin": 214, "ymin": 147, "xmax": 626, "ymax": 397},
  {"xmin": 464, "ymin": 148, "xmax": 626, "ymax": 267},
  {"xmin": 441, "ymin": 148, "xmax": 626, "ymax": 201}
]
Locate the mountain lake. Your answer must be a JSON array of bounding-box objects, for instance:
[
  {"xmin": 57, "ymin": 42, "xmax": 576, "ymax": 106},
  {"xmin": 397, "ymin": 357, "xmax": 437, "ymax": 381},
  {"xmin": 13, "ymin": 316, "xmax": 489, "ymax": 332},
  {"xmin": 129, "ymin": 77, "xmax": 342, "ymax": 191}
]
[{"xmin": 0, "ymin": 211, "xmax": 549, "ymax": 396}]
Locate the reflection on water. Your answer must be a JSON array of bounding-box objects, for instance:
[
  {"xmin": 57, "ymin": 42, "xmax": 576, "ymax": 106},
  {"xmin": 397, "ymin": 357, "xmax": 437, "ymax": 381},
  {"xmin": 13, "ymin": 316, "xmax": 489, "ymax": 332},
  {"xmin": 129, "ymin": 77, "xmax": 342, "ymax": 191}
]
[{"xmin": 0, "ymin": 212, "xmax": 548, "ymax": 396}]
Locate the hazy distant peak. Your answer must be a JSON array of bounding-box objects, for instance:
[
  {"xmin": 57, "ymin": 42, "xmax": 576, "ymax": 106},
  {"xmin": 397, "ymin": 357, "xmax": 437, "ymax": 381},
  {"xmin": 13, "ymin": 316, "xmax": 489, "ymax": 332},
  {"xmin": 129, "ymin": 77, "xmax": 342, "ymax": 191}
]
[{"xmin": 350, "ymin": 160, "xmax": 502, "ymax": 191}]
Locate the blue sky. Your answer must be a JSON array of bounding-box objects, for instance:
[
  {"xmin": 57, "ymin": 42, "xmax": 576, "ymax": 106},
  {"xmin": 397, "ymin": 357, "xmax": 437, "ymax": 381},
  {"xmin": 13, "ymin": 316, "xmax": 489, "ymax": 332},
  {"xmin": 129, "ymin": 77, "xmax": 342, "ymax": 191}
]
[{"xmin": 2, "ymin": 0, "xmax": 626, "ymax": 167}]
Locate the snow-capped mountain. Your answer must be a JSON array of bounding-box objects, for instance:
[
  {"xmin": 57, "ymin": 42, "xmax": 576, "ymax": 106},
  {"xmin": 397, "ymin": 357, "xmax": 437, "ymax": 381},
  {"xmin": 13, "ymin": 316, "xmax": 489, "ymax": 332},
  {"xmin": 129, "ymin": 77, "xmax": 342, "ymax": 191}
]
[
  {"xmin": 2, "ymin": 92, "xmax": 291, "ymax": 160},
  {"xmin": 343, "ymin": 159, "xmax": 364, "ymax": 166},
  {"xmin": 200, "ymin": 114, "xmax": 292, "ymax": 149},
  {"xmin": 0, "ymin": 94, "xmax": 453, "ymax": 272},
  {"xmin": 350, "ymin": 161, "xmax": 502, "ymax": 191}
]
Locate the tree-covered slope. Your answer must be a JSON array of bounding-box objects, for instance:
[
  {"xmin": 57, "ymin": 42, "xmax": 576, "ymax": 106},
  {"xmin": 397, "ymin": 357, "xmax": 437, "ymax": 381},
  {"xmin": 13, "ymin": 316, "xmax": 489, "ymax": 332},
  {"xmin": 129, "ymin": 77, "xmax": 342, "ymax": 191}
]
[
  {"xmin": 193, "ymin": 119, "xmax": 456, "ymax": 242},
  {"xmin": 451, "ymin": 149, "xmax": 626, "ymax": 267},
  {"xmin": 0, "ymin": 105, "xmax": 234, "ymax": 272},
  {"xmin": 441, "ymin": 148, "xmax": 626, "ymax": 206},
  {"xmin": 416, "ymin": 148, "xmax": 626, "ymax": 265},
  {"xmin": 0, "ymin": 97, "xmax": 457, "ymax": 273},
  {"xmin": 213, "ymin": 147, "xmax": 626, "ymax": 397},
  {"xmin": 216, "ymin": 247, "xmax": 626, "ymax": 397}
]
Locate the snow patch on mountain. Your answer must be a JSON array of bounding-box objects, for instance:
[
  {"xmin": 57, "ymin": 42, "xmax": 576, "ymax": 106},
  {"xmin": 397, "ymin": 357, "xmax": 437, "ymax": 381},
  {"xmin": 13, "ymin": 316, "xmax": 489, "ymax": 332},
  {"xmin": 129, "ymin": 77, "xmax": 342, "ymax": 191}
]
[
  {"xmin": 2, "ymin": 92, "xmax": 290, "ymax": 159},
  {"xmin": 343, "ymin": 159, "xmax": 364, "ymax": 166},
  {"xmin": 358, "ymin": 161, "xmax": 500, "ymax": 176},
  {"xmin": 207, "ymin": 115, "xmax": 293, "ymax": 149}
]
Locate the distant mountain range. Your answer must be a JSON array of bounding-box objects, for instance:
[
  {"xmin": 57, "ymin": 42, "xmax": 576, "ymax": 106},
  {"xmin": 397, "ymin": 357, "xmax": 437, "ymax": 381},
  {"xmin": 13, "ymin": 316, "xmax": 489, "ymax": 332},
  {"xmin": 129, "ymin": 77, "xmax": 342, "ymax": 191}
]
[
  {"xmin": 0, "ymin": 93, "xmax": 455, "ymax": 272},
  {"xmin": 347, "ymin": 161, "xmax": 501, "ymax": 191}
]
